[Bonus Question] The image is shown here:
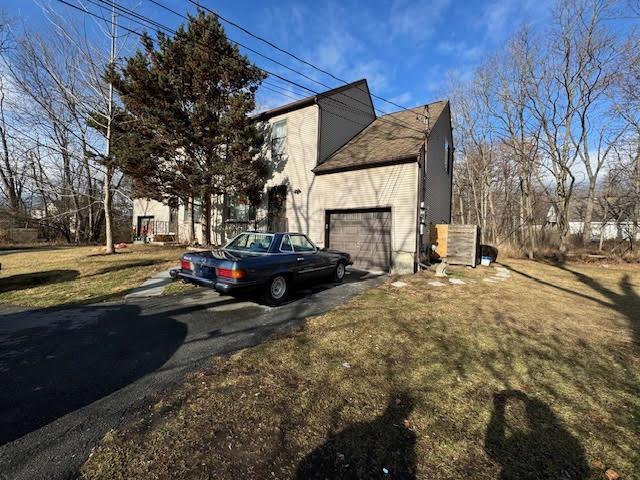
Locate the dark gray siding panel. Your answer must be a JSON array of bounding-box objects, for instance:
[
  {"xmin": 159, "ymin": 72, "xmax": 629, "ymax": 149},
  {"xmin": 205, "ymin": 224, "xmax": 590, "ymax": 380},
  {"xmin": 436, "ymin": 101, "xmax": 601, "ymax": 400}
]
[
  {"xmin": 317, "ymin": 82, "xmax": 375, "ymax": 164},
  {"xmin": 423, "ymin": 102, "xmax": 453, "ymax": 230}
]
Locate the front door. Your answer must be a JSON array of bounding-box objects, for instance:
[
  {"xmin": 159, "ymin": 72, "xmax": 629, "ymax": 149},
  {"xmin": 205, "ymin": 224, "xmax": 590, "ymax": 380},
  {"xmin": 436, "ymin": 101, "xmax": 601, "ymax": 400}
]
[
  {"xmin": 267, "ymin": 185, "xmax": 287, "ymax": 232},
  {"xmin": 137, "ymin": 216, "xmax": 154, "ymax": 238}
]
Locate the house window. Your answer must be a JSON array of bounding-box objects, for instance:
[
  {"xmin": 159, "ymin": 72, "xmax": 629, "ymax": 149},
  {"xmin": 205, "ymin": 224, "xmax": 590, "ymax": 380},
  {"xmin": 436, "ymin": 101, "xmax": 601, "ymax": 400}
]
[
  {"xmin": 183, "ymin": 198, "xmax": 201, "ymax": 222},
  {"xmin": 193, "ymin": 196, "xmax": 202, "ymax": 223},
  {"xmin": 444, "ymin": 139, "xmax": 452, "ymax": 174},
  {"xmin": 271, "ymin": 119, "xmax": 286, "ymax": 158},
  {"xmin": 226, "ymin": 194, "xmax": 255, "ymax": 222}
]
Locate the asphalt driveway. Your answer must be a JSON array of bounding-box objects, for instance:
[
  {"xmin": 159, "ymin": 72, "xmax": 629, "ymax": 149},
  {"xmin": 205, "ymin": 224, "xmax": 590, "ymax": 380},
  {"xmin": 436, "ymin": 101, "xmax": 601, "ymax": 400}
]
[{"xmin": 0, "ymin": 270, "xmax": 384, "ymax": 480}]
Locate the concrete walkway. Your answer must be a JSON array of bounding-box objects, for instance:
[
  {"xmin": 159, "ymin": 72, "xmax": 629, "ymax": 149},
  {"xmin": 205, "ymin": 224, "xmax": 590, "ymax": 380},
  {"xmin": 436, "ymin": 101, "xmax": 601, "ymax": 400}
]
[{"xmin": 125, "ymin": 269, "xmax": 173, "ymax": 298}]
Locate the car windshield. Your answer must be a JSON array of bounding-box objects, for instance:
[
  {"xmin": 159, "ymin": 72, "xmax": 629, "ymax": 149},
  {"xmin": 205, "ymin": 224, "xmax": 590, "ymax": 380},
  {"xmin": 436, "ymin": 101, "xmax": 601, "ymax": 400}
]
[{"xmin": 225, "ymin": 233, "xmax": 274, "ymax": 253}]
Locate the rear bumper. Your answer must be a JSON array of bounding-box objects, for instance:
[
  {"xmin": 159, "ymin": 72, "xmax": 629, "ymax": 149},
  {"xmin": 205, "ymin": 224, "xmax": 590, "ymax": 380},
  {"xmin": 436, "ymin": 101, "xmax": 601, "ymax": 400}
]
[{"xmin": 170, "ymin": 269, "xmax": 261, "ymax": 294}]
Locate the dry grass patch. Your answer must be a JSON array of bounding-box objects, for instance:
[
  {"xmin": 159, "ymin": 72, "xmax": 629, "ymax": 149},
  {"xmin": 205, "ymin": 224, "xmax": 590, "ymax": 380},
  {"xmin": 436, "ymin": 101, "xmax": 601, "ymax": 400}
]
[
  {"xmin": 0, "ymin": 245, "xmax": 185, "ymax": 307},
  {"xmin": 82, "ymin": 260, "xmax": 640, "ymax": 480}
]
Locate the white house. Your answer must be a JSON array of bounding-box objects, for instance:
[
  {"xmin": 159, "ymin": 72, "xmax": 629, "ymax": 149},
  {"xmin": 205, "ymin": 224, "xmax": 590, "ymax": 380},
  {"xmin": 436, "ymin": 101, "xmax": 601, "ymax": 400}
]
[{"xmin": 132, "ymin": 79, "xmax": 454, "ymax": 274}]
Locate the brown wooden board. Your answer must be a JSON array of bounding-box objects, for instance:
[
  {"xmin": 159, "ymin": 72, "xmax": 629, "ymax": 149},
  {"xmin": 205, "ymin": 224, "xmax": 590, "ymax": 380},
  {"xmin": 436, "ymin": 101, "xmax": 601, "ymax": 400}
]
[{"xmin": 446, "ymin": 224, "xmax": 479, "ymax": 267}]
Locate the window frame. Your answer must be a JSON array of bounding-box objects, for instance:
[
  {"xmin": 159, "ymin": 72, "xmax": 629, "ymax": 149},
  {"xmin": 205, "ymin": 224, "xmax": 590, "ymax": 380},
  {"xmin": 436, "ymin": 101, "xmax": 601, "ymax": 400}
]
[
  {"xmin": 271, "ymin": 119, "xmax": 287, "ymax": 159},
  {"xmin": 279, "ymin": 234, "xmax": 294, "ymax": 253},
  {"xmin": 225, "ymin": 194, "xmax": 255, "ymax": 222}
]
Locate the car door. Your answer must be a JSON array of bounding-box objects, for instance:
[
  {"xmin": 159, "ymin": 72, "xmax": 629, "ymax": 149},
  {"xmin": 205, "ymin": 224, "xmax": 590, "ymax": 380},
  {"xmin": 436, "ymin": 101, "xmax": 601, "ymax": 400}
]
[
  {"xmin": 278, "ymin": 234, "xmax": 306, "ymax": 280},
  {"xmin": 290, "ymin": 234, "xmax": 326, "ymax": 280}
]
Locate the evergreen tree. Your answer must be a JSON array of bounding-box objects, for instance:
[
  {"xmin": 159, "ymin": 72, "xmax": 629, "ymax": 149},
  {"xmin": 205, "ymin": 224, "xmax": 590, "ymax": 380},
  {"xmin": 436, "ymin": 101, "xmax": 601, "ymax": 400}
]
[{"xmin": 114, "ymin": 11, "xmax": 266, "ymax": 245}]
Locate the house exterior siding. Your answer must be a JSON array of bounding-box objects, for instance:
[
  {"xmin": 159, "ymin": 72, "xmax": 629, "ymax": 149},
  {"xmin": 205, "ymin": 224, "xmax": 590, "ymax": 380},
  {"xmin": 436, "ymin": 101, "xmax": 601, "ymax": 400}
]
[
  {"xmin": 317, "ymin": 83, "xmax": 375, "ymax": 164},
  {"xmin": 133, "ymin": 198, "xmax": 171, "ymax": 223},
  {"xmin": 260, "ymin": 104, "xmax": 319, "ymax": 236},
  {"xmin": 130, "ymin": 81, "xmax": 452, "ymax": 275},
  {"xmin": 420, "ymin": 102, "xmax": 453, "ymax": 255},
  {"xmin": 311, "ymin": 162, "xmax": 419, "ymax": 273}
]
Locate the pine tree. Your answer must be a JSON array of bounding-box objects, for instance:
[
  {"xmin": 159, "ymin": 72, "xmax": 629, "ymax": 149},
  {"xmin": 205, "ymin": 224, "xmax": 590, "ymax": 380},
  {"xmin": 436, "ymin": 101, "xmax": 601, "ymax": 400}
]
[{"xmin": 114, "ymin": 11, "xmax": 266, "ymax": 245}]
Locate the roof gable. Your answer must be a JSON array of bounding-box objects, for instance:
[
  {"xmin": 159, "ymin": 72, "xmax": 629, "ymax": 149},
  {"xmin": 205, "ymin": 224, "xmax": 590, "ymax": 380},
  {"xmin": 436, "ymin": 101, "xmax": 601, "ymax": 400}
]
[
  {"xmin": 314, "ymin": 100, "xmax": 448, "ymax": 174},
  {"xmin": 253, "ymin": 79, "xmax": 370, "ymax": 121}
]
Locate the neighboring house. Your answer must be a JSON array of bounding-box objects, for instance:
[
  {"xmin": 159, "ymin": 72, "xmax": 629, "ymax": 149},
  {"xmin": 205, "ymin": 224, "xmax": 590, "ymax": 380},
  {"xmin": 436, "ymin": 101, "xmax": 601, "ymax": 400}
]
[
  {"xmin": 132, "ymin": 79, "xmax": 453, "ymax": 274},
  {"xmin": 546, "ymin": 206, "xmax": 640, "ymax": 242}
]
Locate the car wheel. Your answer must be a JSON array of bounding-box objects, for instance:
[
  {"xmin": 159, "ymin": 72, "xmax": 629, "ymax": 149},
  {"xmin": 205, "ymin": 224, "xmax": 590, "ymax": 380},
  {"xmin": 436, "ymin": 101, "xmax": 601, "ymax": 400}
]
[
  {"xmin": 334, "ymin": 261, "xmax": 346, "ymax": 283},
  {"xmin": 265, "ymin": 274, "xmax": 288, "ymax": 305}
]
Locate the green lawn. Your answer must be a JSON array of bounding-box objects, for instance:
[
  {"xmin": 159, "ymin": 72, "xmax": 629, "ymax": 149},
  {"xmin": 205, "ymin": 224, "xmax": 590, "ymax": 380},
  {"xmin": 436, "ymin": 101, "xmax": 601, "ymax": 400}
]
[
  {"xmin": 82, "ymin": 259, "xmax": 640, "ymax": 480},
  {"xmin": 0, "ymin": 245, "xmax": 185, "ymax": 307}
]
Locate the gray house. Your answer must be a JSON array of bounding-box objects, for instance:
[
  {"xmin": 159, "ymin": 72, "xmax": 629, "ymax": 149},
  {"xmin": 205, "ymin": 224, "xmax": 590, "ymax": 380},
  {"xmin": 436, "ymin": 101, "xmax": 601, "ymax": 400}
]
[{"xmin": 133, "ymin": 79, "xmax": 454, "ymax": 274}]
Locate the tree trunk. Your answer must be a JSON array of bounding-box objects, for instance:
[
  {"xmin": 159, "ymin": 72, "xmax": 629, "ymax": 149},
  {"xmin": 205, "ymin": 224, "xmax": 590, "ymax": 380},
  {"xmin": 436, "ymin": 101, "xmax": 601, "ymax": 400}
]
[
  {"xmin": 581, "ymin": 181, "xmax": 597, "ymax": 246},
  {"xmin": 525, "ymin": 187, "xmax": 536, "ymax": 259},
  {"xmin": 102, "ymin": 6, "xmax": 117, "ymax": 254},
  {"xmin": 103, "ymin": 165, "xmax": 114, "ymax": 253},
  {"xmin": 188, "ymin": 197, "xmax": 196, "ymax": 244},
  {"xmin": 202, "ymin": 190, "xmax": 212, "ymax": 247}
]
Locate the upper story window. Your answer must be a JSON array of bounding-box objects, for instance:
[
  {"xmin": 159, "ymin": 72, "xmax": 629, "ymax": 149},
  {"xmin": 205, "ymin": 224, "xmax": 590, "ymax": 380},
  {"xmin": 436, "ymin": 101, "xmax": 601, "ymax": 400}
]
[{"xmin": 271, "ymin": 119, "xmax": 287, "ymax": 158}]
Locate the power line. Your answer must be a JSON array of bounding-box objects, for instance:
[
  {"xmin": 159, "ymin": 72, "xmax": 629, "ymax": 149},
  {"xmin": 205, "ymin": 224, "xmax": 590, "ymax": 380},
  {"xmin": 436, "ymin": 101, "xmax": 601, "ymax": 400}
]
[
  {"xmin": 97, "ymin": 0, "xmax": 425, "ymax": 133},
  {"xmin": 142, "ymin": 0, "xmax": 425, "ymax": 133},
  {"xmin": 185, "ymin": 0, "xmax": 414, "ymax": 113},
  {"xmin": 56, "ymin": 0, "xmax": 425, "ymax": 135}
]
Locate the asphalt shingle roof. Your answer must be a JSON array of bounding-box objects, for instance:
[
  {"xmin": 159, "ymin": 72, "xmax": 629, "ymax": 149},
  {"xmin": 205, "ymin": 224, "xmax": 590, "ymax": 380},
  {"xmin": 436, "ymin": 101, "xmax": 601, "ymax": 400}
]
[{"xmin": 314, "ymin": 100, "xmax": 448, "ymax": 174}]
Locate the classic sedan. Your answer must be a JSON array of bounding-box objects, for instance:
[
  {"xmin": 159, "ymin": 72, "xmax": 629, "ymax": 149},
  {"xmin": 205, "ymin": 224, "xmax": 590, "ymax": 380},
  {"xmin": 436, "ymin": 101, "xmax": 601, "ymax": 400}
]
[{"xmin": 170, "ymin": 231, "xmax": 353, "ymax": 304}]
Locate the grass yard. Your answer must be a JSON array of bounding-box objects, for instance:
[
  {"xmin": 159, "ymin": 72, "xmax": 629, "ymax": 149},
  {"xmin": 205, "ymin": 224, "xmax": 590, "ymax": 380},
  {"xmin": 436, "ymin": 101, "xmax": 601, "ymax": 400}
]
[
  {"xmin": 82, "ymin": 259, "xmax": 640, "ymax": 480},
  {"xmin": 0, "ymin": 245, "xmax": 185, "ymax": 307}
]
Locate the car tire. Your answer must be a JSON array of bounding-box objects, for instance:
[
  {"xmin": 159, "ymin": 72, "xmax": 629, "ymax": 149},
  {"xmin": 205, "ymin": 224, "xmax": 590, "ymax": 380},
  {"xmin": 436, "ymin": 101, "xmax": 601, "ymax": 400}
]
[
  {"xmin": 265, "ymin": 274, "xmax": 289, "ymax": 305},
  {"xmin": 333, "ymin": 261, "xmax": 346, "ymax": 283}
]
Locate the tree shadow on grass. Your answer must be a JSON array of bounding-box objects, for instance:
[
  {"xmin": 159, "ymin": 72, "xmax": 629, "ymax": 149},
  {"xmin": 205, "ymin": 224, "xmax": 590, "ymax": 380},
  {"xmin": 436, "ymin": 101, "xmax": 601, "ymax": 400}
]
[
  {"xmin": 295, "ymin": 391, "xmax": 416, "ymax": 480},
  {"xmin": 0, "ymin": 270, "xmax": 80, "ymax": 294},
  {"xmin": 506, "ymin": 262, "xmax": 640, "ymax": 349},
  {"xmin": 0, "ymin": 302, "xmax": 188, "ymax": 446},
  {"xmin": 88, "ymin": 259, "xmax": 167, "ymax": 277},
  {"xmin": 485, "ymin": 390, "xmax": 588, "ymax": 480}
]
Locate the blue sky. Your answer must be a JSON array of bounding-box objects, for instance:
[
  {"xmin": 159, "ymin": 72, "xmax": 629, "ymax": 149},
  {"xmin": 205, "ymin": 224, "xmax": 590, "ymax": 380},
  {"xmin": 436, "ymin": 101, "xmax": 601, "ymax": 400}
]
[{"xmin": 7, "ymin": 0, "xmax": 552, "ymax": 113}]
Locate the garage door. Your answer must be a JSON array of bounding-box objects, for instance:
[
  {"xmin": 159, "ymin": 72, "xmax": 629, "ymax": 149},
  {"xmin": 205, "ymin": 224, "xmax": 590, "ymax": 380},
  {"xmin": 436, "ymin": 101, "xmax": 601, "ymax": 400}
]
[{"xmin": 327, "ymin": 209, "xmax": 392, "ymax": 272}]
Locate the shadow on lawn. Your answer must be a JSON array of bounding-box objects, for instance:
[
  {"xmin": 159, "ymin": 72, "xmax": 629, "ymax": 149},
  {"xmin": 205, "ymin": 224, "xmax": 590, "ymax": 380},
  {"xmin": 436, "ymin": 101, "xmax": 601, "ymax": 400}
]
[
  {"xmin": 485, "ymin": 390, "xmax": 588, "ymax": 480},
  {"xmin": 0, "ymin": 302, "xmax": 188, "ymax": 446},
  {"xmin": 0, "ymin": 269, "xmax": 80, "ymax": 294},
  {"xmin": 88, "ymin": 259, "xmax": 167, "ymax": 277},
  {"xmin": 295, "ymin": 391, "xmax": 416, "ymax": 480},
  {"xmin": 506, "ymin": 262, "xmax": 640, "ymax": 349}
]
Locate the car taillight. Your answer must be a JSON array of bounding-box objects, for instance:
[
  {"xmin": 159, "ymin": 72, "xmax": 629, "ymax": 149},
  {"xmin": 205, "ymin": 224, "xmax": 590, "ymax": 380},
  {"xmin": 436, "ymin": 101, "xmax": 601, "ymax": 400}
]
[
  {"xmin": 217, "ymin": 268, "xmax": 246, "ymax": 279},
  {"xmin": 180, "ymin": 259, "xmax": 192, "ymax": 270}
]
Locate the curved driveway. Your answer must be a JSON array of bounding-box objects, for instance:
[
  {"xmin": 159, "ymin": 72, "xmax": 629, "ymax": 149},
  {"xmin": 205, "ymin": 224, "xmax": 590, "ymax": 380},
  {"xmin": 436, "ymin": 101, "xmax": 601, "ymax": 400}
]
[{"xmin": 0, "ymin": 271, "xmax": 383, "ymax": 480}]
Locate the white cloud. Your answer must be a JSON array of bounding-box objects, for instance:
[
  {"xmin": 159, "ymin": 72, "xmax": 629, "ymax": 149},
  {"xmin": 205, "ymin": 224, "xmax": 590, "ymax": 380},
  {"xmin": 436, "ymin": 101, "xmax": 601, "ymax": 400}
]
[
  {"xmin": 388, "ymin": 91, "xmax": 414, "ymax": 107},
  {"xmin": 436, "ymin": 40, "xmax": 484, "ymax": 61},
  {"xmin": 388, "ymin": 0, "xmax": 451, "ymax": 41}
]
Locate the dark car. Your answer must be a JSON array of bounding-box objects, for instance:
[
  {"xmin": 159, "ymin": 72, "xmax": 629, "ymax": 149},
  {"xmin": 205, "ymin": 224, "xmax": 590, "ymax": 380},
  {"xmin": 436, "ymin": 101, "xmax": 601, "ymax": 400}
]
[{"xmin": 170, "ymin": 231, "xmax": 353, "ymax": 305}]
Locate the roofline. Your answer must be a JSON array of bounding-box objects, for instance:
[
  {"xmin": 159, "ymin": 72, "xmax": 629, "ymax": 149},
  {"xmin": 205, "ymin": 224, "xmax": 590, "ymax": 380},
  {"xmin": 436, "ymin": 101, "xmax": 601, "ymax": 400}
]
[
  {"xmin": 313, "ymin": 154, "xmax": 418, "ymax": 175},
  {"xmin": 252, "ymin": 79, "xmax": 369, "ymax": 121},
  {"xmin": 377, "ymin": 99, "xmax": 449, "ymax": 118}
]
